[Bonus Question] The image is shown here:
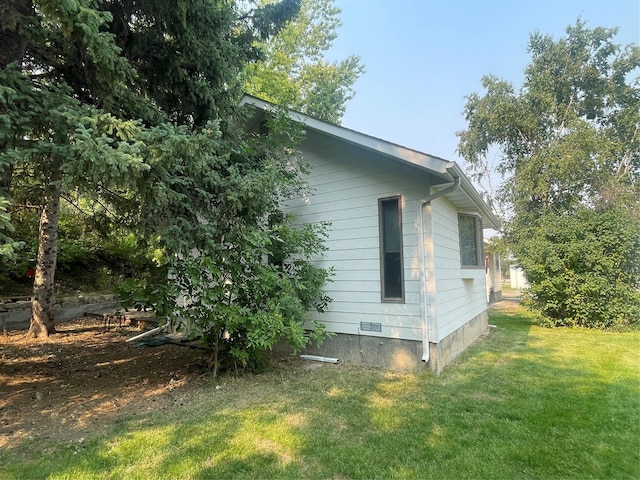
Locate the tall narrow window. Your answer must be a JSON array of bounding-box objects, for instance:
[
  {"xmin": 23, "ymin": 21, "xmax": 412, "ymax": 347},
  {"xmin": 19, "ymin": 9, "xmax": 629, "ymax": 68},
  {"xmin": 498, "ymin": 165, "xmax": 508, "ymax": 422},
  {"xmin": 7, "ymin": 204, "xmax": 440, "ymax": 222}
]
[
  {"xmin": 459, "ymin": 214, "xmax": 484, "ymax": 267},
  {"xmin": 379, "ymin": 196, "xmax": 404, "ymax": 301}
]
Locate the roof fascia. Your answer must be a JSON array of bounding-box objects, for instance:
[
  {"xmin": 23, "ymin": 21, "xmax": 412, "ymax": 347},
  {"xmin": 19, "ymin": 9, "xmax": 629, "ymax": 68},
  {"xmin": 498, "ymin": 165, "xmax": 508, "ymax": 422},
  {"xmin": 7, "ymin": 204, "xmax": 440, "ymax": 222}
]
[
  {"xmin": 448, "ymin": 163, "xmax": 501, "ymax": 229},
  {"xmin": 239, "ymin": 94, "xmax": 500, "ymax": 229},
  {"xmin": 239, "ymin": 95, "xmax": 451, "ymax": 181}
]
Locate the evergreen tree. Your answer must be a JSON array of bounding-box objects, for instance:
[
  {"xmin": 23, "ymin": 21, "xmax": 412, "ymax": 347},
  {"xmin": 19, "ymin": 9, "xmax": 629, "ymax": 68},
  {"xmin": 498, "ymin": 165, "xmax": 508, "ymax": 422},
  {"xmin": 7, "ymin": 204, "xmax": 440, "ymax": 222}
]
[
  {"xmin": 2, "ymin": 0, "xmax": 333, "ymax": 367},
  {"xmin": 1, "ymin": 0, "xmax": 149, "ymax": 336}
]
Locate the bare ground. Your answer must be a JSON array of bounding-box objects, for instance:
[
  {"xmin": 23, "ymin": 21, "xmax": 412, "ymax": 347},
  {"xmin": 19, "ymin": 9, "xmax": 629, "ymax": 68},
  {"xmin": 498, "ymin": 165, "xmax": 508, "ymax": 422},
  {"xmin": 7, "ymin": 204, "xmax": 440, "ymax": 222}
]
[
  {"xmin": 1, "ymin": 293, "xmax": 523, "ymax": 451},
  {"xmin": 491, "ymin": 288, "xmax": 523, "ymax": 314},
  {"xmin": 0, "ymin": 317, "xmax": 211, "ymax": 450}
]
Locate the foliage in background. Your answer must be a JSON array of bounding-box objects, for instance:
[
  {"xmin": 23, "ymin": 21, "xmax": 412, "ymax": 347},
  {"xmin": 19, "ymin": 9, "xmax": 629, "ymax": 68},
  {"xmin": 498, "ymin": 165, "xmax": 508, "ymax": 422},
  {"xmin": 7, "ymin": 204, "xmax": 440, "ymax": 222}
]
[
  {"xmin": 244, "ymin": 0, "xmax": 364, "ymax": 123},
  {"xmin": 458, "ymin": 20, "xmax": 640, "ymax": 328},
  {"xmin": 0, "ymin": 203, "xmax": 157, "ymax": 296}
]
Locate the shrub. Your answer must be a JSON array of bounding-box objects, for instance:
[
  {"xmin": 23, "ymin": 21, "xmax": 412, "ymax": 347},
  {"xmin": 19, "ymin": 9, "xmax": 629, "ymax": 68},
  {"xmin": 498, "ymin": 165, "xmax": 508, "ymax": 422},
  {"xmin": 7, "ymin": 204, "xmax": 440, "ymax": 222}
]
[{"xmin": 518, "ymin": 206, "xmax": 640, "ymax": 328}]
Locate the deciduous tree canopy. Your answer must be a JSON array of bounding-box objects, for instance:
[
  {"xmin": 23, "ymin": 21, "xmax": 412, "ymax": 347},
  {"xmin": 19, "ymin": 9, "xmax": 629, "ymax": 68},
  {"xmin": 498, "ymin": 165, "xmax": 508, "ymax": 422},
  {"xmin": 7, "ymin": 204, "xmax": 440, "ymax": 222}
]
[
  {"xmin": 244, "ymin": 0, "xmax": 364, "ymax": 123},
  {"xmin": 458, "ymin": 20, "xmax": 640, "ymax": 327}
]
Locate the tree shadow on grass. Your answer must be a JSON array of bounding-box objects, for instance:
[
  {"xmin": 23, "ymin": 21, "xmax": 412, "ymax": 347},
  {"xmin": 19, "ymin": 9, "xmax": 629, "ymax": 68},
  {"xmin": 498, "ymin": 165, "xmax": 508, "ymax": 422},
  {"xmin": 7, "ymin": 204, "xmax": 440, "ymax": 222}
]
[{"xmin": 4, "ymin": 306, "xmax": 639, "ymax": 479}]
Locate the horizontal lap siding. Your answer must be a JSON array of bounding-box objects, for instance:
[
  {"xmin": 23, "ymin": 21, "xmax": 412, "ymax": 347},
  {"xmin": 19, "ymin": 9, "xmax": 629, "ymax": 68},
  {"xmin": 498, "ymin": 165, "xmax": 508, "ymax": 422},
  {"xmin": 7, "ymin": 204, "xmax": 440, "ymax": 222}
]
[
  {"xmin": 289, "ymin": 132, "xmax": 427, "ymax": 341},
  {"xmin": 305, "ymin": 310, "xmax": 422, "ymax": 340},
  {"xmin": 431, "ymin": 197, "xmax": 488, "ymax": 341}
]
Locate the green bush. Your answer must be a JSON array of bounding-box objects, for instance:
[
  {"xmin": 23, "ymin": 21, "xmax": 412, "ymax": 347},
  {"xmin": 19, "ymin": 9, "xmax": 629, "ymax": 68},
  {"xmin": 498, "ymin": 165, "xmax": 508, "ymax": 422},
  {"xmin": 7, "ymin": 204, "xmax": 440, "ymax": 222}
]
[
  {"xmin": 0, "ymin": 205, "xmax": 157, "ymax": 295},
  {"xmin": 118, "ymin": 215, "xmax": 333, "ymax": 377},
  {"xmin": 518, "ymin": 207, "xmax": 640, "ymax": 328},
  {"xmin": 173, "ymin": 219, "xmax": 332, "ymax": 376}
]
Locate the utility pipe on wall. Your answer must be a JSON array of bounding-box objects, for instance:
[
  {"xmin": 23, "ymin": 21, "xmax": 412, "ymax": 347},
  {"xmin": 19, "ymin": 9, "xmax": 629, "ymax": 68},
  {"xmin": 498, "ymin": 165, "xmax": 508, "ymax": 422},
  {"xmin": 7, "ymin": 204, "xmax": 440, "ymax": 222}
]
[{"xmin": 417, "ymin": 164, "xmax": 461, "ymax": 363}]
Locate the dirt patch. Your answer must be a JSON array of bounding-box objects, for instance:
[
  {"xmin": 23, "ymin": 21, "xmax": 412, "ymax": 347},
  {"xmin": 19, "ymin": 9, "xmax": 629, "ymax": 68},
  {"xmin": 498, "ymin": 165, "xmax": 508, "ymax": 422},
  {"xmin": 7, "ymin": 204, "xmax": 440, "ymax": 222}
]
[
  {"xmin": 490, "ymin": 298, "xmax": 523, "ymax": 314},
  {"xmin": 0, "ymin": 317, "xmax": 211, "ymax": 449}
]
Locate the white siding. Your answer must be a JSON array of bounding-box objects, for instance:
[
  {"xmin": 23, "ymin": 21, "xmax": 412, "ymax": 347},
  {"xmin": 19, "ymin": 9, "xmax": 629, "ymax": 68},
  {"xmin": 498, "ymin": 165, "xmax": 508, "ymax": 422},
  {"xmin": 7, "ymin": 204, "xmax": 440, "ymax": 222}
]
[
  {"xmin": 430, "ymin": 197, "xmax": 488, "ymax": 341},
  {"xmin": 285, "ymin": 130, "xmax": 490, "ymax": 345},
  {"xmin": 287, "ymin": 132, "xmax": 427, "ymax": 341},
  {"xmin": 486, "ymin": 252, "xmax": 502, "ymax": 301}
]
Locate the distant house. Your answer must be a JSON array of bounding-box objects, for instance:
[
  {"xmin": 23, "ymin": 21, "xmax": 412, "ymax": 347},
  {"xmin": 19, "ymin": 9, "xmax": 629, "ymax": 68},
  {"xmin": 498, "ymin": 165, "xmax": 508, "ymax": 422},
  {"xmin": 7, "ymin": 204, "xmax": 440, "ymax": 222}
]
[
  {"xmin": 509, "ymin": 266, "xmax": 529, "ymax": 290},
  {"xmin": 240, "ymin": 95, "xmax": 500, "ymax": 373}
]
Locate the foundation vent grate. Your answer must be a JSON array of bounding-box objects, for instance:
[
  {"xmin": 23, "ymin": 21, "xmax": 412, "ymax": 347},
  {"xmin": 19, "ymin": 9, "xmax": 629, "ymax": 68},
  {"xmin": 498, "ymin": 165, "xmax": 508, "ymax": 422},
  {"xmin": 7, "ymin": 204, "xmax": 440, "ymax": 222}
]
[{"xmin": 360, "ymin": 322, "xmax": 382, "ymax": 332}]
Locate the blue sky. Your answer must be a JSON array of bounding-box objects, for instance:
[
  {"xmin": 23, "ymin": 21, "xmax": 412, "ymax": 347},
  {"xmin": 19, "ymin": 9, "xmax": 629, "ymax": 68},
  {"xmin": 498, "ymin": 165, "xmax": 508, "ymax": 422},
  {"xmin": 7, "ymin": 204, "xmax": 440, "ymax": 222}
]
[{"xmin": 327, "ymin": 0, "xmax": 639, "ymax": 166}]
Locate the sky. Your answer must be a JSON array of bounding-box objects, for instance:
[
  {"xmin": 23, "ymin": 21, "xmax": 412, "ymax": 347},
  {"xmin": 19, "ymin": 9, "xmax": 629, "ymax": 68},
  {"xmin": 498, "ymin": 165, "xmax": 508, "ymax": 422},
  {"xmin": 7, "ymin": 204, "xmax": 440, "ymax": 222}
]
[{"xmin": 326, "ymin": 0, "xmax": 640, "ymax": 168}]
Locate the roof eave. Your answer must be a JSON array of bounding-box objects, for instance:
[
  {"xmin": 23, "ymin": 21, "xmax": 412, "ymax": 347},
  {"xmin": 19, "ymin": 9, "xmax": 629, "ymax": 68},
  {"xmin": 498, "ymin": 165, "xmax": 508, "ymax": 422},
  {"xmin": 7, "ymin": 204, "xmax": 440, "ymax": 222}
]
[
  {"xmin": 239, "ymin": 95, "xmax": 452, "ymax": 181},
  {"xmin": 448, "ymin": 163, "xmax": 501, "ymax": 230},
  {"xmin": 239, "ymin": 94, "xmax": 501, "ymax": 229}
]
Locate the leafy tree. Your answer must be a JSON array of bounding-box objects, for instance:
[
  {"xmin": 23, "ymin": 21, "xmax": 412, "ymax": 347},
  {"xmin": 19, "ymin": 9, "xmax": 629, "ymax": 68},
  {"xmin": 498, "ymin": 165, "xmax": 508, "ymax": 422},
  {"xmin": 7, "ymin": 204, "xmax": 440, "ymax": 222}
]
[
  {"xmin": 2, "ymin": 0, "xmax": 334, "ymax": 370},
  {"xmin": 244, "ymin": 0, "xmax": 364, "ymax": 123},
  {"xmin": 118, "ymin": 112, "xmax": 333, "ymax": 375},
  {"xmin": 458, "ymin": 20, "xmax": 640, "ymax": 327}
]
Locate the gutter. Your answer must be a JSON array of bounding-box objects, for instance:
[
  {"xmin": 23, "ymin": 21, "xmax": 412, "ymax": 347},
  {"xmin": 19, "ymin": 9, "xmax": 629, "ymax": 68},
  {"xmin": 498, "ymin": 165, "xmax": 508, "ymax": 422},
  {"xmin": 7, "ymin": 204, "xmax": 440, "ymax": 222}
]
[
  {"xmin": 417, "ymin": 164, "xmax": 461, "ymax": 363},
  {"xmin": 447, "ymin": 163, "xmax": 500, "ymax": 230}
]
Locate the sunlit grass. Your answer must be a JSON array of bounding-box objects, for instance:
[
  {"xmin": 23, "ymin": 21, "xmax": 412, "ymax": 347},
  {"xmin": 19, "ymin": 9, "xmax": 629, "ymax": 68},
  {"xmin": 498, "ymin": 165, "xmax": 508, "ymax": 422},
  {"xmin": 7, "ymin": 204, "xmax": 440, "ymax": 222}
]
[{"xmin": 2, "ymin": 304, "xmax": 638, "ymax": 479}]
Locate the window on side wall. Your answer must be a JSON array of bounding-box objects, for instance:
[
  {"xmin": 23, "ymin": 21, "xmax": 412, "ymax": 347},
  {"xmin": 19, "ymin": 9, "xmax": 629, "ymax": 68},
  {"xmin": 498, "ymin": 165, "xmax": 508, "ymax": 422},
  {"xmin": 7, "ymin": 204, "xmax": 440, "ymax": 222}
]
[
  {"xmin": 458, "ymin": 214, "xmax": 484, "ymax": 268},
  {"xmin": 379, "ymin": 196, "xmax": 404, "ymax": 302}
]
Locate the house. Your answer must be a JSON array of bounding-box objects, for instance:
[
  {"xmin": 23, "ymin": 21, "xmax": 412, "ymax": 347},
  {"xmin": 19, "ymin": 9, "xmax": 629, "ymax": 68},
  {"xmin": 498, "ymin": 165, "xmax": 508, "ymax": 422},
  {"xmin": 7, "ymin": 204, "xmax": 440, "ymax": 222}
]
[
  {"xmin": 509, "ymin": 265, "xmax": 529, "ymax": 290},
  {"xmin": 240, "ymin": 95, "xmax": 500, "ymax": 373}
]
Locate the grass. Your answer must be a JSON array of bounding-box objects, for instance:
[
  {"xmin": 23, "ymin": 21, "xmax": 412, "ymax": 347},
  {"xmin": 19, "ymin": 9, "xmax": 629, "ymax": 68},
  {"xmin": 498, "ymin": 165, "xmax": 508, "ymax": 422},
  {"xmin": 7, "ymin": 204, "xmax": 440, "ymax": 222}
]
[{"xmin": 2, "ymin": 305, "xmax": 639, "ymax": 479}]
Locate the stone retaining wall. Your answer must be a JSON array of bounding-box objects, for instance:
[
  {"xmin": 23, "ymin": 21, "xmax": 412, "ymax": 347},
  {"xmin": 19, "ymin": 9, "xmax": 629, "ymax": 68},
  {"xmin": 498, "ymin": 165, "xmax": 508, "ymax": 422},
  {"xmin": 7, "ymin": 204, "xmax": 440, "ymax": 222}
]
[{"xmin": 0, "ymin": 294, "xmax": 121, "ymax": 331}]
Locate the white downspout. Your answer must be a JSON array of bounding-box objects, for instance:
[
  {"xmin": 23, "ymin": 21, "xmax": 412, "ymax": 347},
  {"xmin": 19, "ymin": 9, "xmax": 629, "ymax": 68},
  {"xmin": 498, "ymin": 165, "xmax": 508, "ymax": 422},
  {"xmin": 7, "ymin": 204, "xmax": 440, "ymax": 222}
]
[
  {"xmin": 417, "ymin": 200, "xmax": 430, "ymax": 362},
  {"xmin": 417, "ymin": 164, "xmax": 461, "ymax": 363}
]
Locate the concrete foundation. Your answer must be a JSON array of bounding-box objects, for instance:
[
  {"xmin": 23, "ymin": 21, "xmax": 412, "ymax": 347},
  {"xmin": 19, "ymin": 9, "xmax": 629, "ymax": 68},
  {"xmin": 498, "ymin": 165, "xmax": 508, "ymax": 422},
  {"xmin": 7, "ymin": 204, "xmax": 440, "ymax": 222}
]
[
  {"xmin": 489, "ymin": 289, "xmax": 503, "ymax": 303},
  {"xmin": 298, "ymin": 334, "xmax": 426, "ymax": 371},
  {"xmin": 427, "ymin": 310, "xmax": 488, "ymax": 374},
  {"xmin": 295, "ymin": 311, "xmax": 489, "ymax": 374}
]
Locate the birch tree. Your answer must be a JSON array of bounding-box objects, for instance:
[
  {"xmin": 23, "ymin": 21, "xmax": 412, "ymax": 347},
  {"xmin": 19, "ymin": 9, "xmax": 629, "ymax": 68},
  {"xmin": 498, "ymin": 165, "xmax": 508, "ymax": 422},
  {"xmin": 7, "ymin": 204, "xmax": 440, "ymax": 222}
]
[
  {"xmin": 244, "ymin": 0, "xmax": 364, "ymax": 123},
  {"xmin": 457, "ymin": 20, "xmax": 640, "ymax": 327}
]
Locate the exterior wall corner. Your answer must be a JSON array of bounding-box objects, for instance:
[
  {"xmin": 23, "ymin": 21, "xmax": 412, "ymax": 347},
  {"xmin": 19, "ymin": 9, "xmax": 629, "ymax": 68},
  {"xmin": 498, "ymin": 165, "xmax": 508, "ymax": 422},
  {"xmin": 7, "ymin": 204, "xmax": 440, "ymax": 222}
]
[{"xmin": 426, "ymin": 309, "xmax": 489, "ymax": 374}]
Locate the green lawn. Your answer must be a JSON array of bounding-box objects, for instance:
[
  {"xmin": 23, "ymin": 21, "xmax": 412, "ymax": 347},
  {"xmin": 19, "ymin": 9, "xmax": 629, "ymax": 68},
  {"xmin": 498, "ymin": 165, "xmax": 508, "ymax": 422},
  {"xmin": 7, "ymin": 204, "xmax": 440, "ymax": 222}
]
[{"xmin": 2, "ymin": 305, "xmax": 639, "ymax": 479}]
